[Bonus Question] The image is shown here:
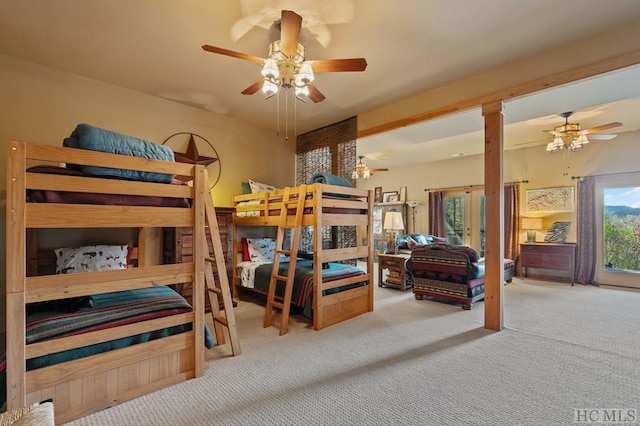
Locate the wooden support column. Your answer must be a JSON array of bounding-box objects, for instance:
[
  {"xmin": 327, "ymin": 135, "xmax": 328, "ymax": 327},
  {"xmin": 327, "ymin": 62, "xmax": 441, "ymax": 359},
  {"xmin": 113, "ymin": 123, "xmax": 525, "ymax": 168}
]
[{"xmin": 482, "ymin": 101, "xmax": 505, "ymax": 331}]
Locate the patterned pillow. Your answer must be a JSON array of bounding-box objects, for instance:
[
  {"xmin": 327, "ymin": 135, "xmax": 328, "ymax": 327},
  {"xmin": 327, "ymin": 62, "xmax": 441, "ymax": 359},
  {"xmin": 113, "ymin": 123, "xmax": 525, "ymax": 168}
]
[
  {"xmin": 544, "ymin": 221, "xmax": 571, "ymax": 243},
  {"xmin": 410, "ymin": 234, "xmax": 430, "ymax": 245},
  {"xmin": 246, "ymin": 238, "xmax": 277, "ymax": 262},
  {"xmin": 55, "ymin": 245, "xmax": 128, "ymax": 274},
  {"xmin": 249, "ymin": 179, "xmax": 278, "ymax": 194}
]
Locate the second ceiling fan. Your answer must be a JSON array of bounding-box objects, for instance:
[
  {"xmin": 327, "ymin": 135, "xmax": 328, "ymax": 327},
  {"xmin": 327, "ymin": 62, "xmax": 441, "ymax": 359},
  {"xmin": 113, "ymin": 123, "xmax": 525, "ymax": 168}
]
[
  {"xmin": 544, "ymin": 111, "xmax": 622, "ymax": 152},
  {"xmin": 202, "ymin": 10, "xmax": 367, "ymax": 103}
]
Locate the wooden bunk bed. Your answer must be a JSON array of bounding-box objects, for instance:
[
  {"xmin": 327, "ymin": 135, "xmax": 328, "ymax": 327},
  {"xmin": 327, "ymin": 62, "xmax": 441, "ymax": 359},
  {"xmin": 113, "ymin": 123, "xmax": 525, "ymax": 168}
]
[
  {"xmin": 5, "ymin": 140, "xmax": 210, "ymax": 424},
  {"xmin": 232, "ymin": 183, "xmax": 374, "ymax": 331}
]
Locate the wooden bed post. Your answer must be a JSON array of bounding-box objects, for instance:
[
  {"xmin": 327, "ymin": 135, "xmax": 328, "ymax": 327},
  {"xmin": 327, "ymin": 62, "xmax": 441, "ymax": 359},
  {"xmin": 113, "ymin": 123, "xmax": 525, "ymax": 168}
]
[
  {"xmin": 192, "ymin": 165, "xmax": 206, "ymax": 376},
  {"xmin": 312, "ymin": 184, "xmax": 323, "ymax": 330},
  {"xmin": 367, "ymin": 189, "xmax": 375, "ymax": 311},
  {"xmin": 6, "ymin": 140, "xmax": 27, "ymax": 410}
]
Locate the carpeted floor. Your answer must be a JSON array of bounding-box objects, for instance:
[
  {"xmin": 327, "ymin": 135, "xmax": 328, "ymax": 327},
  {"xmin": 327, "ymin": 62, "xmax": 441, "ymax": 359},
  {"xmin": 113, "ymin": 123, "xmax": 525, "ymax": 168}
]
[{"xmin": 66, "ymin": 277, "xmax": 640, "ymax": 425}]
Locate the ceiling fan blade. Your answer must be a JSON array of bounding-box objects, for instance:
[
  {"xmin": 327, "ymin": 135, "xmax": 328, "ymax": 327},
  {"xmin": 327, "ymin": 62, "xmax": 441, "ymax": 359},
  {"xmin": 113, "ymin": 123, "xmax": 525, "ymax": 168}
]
[
  {"xmin": 587, "ymin": 134, "xmax": 617, "ymax": 140},
  {"xmin": 307, "ymin": 84, "xmax": 326, "ymax": 103},
  {"xmin": 202, "ymin": 44, "xmax": 264, "ymax": 65},
  {"xmin": 311, "ymin": 58, "xmax": 368, "ymax": 73},
  {"xmin": 369, "ymin": 168, "xmax": 389, "ymax": 172},
  {"xmin": 241, "ymin": 78, "xmax": 265, "ymax": 95},
  {"xmin": 580, "ymin": 122, "xmax": 623, "ymax": 135},
  {"xmin": 280, "ymin": 10, "xmax": 302, "ymax": 58}
]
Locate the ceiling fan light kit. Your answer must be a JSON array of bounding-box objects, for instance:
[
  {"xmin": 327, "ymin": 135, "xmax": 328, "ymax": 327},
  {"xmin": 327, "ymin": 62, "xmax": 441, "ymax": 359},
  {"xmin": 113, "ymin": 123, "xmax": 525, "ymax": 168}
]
[
  {"xmin": 352, "ymin": 155, "xmax": 388, "ymax": 179},
  {"xmin": 544, "ymin": 111, "xmax": 622, "ymax": 153},
  {"xmin": 260, "ymin": 41, "xmax": 315, "ymax": 99},
  {"xmin": 352, "ymin": 155, "xmax": 371, "ymax": 179}
]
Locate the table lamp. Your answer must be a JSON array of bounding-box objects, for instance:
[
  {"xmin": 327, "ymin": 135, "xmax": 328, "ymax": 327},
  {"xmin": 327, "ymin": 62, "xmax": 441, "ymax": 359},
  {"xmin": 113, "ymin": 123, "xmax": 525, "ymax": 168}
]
[
  {"xmin": 522, "ymin": 217, "xmax": 543, "ymax": 243},
  {"xmin": 384, "ymin": 211, "xmax": 405, "ymax": 254}
]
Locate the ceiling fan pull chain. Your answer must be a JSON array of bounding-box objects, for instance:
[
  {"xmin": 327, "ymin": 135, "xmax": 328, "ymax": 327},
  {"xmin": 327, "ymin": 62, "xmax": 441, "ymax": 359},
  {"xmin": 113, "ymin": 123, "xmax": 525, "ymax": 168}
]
[
  {"xmin": 276, "ymin": 89, "xmax": 280, "ymax": 137},
  {"xmin": 285, "ymin": 88, "xmax": 289, "ymax": 141}
]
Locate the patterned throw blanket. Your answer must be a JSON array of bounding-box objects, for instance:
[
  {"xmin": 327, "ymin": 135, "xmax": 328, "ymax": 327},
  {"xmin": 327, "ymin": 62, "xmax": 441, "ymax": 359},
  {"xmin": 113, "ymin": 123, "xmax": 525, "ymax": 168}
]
[
  {"xmin": 26, "ymin": 286, "xmax": 194, "ymax": 343},
  {"xmin": 252, "ymin": 259, "xmax": 366, "ymax": 317},
  {"xmin": 1, "ymin": 285, "xmax": 213, "ymax": 406}
]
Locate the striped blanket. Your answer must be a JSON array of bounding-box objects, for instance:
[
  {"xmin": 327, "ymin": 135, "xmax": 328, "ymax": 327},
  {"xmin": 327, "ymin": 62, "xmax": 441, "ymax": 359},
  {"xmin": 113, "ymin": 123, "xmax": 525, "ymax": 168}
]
[
  {"xmin": 252, "ymin": 259, "xmax": 366, "ymax": 318},
  {"xmin": 1, "ymin": 286, "xmax": 213, "ymax": 408}
]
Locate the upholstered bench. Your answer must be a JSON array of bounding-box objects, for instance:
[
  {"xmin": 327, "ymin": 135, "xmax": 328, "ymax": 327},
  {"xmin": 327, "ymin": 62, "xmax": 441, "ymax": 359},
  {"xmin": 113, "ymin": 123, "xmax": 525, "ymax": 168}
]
[{"xmin": 409, "ymin": 243, "xmax": 514, "ymax": 310}]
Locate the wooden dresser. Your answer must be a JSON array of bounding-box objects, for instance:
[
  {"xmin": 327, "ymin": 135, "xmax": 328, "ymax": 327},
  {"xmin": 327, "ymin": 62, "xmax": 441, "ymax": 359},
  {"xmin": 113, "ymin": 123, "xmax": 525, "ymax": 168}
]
[
  {"xmin": 520, "ymin": 243, "xmax": 577, "ymax": 284},
  {"xmin": 163, "ymin": 207, "xmax": 235, "ymax": 311}
]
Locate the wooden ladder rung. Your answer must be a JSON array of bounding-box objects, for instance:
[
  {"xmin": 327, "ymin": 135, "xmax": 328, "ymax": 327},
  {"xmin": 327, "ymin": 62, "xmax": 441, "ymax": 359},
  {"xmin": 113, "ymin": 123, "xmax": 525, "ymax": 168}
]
[
  {"xmin": 213, "ymin": 317, "xmax": 228, "ymax": 327},
  {"xmin": 271, "ymin": 301, "xmax": 285, "ymax": 310}
]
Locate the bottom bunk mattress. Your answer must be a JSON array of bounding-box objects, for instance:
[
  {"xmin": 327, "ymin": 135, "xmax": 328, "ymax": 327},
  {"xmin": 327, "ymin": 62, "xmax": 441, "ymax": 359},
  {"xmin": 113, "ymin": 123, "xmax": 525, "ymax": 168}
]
[
  {"xmin": 1, "ymin": 286, "xmax": 213, "ymax": 410},
  {"xmin": 237, "ymin": 259, "xmax": 367, "ymax": 318}
]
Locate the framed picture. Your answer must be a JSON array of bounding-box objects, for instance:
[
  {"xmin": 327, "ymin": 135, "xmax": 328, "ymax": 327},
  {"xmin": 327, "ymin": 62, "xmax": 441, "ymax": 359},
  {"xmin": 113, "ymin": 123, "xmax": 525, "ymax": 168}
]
[
  {"xmin": 399, "ymin": 186, "xmax": 407, "ymax": 202},
  {"xmin": 382, "ymin": 191, "xmax": 398, "ymax": 203},
  {"xmin": 525, "ymin": 186, "xmax": 575, "ymax": 213},
  {"xmin": 374, "ymin": 187, "xmax": 383, "ymax": 203}
]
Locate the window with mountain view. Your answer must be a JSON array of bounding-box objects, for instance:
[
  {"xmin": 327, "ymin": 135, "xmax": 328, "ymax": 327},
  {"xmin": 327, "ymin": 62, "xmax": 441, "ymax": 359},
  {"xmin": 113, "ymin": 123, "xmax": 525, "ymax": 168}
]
[{"xmin": 603, "ymin": 187, "xmax": 640, "ymax": 274}]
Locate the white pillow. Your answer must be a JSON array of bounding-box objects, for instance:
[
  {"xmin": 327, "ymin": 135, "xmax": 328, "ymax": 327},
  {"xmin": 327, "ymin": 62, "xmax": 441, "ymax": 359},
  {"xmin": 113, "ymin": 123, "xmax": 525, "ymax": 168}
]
[
  {"xmin": 249, "ymin": 179, "xmax": 278, "ymax": 194},
  {"xmin": 55, "ymin": 245, "xmax": 128, "ymax": 274},
  {"xmin": 247, "ymin": 238, "xmax": 277, "ymax": 262}
]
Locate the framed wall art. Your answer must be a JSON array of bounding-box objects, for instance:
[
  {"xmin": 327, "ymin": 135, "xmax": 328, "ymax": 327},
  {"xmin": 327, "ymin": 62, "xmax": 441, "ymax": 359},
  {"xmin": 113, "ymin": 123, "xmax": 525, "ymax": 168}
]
[
  {"xmin": 382, "ymin": 191, "xmax": 398, "ymax": 203},
  {"xmin": 525, "ymin": 186, "xmax": 575, "ymax": 213},
  {"xmin": 374, "ymin": 187, "xmax": 383, "ymax": 203}
]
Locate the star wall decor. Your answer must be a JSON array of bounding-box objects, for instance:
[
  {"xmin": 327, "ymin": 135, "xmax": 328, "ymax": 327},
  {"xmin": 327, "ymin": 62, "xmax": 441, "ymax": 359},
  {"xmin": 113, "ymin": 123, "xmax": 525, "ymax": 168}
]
[
  {"xmin": 162, "ymin": 132, "xmax": 222, "ymax": 189},
  {"xmin": 172, "ymin": 134, "xmax": 218, "ymax": 166}
]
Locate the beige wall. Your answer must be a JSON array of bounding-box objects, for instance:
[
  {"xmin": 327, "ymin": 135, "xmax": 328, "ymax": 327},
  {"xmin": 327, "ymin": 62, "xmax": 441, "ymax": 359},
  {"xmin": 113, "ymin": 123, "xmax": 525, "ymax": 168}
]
[
  {"xmin": 356, "ymin": 129, "xmax": 640, "ymax": 244},
  {"xmin": 0, "ymin": 54, "xmax": 295, "ymax": 331}
]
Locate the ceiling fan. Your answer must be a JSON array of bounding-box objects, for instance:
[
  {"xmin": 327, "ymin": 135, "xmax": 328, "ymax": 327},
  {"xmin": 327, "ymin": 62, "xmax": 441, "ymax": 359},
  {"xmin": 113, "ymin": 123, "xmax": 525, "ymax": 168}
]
[
  {"xmin": 202, "ymin": 10, "xmax": 367, "ymax": 103},
  {"xmin": 352, "ymin": 156, "xmax": 388, "ymax": 179},
  {"xmin": 544, "ymin": 111, "xmax": 623, "ymax": 152}
]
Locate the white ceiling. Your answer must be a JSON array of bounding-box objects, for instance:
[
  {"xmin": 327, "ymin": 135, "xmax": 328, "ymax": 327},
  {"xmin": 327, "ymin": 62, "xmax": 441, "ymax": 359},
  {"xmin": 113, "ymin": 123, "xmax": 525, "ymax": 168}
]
[
  {"xmin": 1, "ymin": 0, "xmax": 640, "ymax": 169},
  {"xmin": 360, "ymin": 66, "xmax": 640, "ymax": 167}
]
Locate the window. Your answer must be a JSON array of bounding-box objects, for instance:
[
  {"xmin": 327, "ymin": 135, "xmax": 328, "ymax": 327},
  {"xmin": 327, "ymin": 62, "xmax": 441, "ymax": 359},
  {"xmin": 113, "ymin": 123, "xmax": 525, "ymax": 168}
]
[{"xmin": 595, "ymin": 173, "xmax": 640, "ymax": 288}]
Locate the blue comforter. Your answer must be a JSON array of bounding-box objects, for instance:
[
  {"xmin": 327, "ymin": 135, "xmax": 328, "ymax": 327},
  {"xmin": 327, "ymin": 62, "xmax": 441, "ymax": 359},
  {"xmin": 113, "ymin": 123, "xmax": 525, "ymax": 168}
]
[{"xmin": 63, "ymin": 123, "xmax": 175, "ymax": 183}]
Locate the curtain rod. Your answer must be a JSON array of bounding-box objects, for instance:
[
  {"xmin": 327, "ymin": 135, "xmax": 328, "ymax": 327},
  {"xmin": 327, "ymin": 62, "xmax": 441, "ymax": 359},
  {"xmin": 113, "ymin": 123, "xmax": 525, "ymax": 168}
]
[
  {"xmin": 424, "ymin": 179, "xmax": 528, "ymax": 192},
  {"xmin": 571, "ymin": 170, "xmax": 640, "ymax": 181}
]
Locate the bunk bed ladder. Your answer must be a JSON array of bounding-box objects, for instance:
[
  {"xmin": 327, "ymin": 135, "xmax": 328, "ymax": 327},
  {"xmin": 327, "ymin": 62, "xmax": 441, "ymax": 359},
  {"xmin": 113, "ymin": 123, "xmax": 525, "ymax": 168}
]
[
  {"xmin": 264, "ymin": 185, "xmax": 307, "ymax": 335},
  {"xmin": 203, "ymin": 173, "xmax": 241, "ymax": 355}
]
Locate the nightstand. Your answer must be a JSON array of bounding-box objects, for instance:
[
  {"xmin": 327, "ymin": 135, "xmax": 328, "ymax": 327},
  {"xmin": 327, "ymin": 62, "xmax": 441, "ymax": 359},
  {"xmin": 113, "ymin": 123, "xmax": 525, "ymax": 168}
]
[{"xmin": 378, "ymin": 253, "xmax": 411, "ymax": 290}]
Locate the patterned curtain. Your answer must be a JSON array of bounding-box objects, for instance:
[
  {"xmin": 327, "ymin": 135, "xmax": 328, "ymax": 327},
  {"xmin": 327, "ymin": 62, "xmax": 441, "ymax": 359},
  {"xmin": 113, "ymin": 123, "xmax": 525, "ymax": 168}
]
[
  {"xmin": 428, "ymin": 191, "xmax": 446, "ymax": 237},
  {"xmin": 576, "ymin": 176, "xmax": 597, "ymax": 285},
  {"xmin": 504, "ymin": 183, "xmax": 520, "ymax": 267},
  {"xmin": 296, "ymin": 117, "xmax": 357, "ymax": 257}
]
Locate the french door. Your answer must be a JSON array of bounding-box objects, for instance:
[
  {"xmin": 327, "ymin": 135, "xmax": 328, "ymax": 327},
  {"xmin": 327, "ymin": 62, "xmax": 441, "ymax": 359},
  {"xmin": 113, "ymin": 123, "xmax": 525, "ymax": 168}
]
[
  {"xmin": 444, "ymin": 191, "xmax": 486, "ymax": 256},
  {"xmin": 594, "ymin": 172, "xmax": 640, "ymax": 288}
]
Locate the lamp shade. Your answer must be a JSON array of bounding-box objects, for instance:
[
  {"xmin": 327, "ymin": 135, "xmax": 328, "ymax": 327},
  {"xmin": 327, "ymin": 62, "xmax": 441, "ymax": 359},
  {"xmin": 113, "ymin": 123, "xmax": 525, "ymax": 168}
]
[
  {"xmin": 522, "ymin": 217, "xmax": 542, "ymax": 243},
  {"xmin": 384, "ymin": 211, "xmax": 404, "ymax": 231},
  {"xmin": 521, "ymin": 217, "xmax": 542, "ymax": 230}
]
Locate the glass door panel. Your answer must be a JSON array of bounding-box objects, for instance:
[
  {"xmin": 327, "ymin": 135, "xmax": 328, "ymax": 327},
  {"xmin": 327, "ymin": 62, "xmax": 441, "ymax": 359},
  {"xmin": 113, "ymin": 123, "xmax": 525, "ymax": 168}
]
[
  {"xmin": 444, "ymin": 191, "xmax": 485, "ymax": 253},
  {"xmin": 595, "ymin": 173, "xmax": 640, "ymax": 288}
]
